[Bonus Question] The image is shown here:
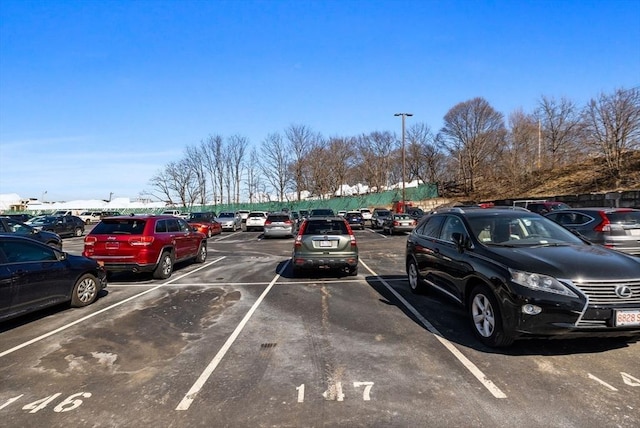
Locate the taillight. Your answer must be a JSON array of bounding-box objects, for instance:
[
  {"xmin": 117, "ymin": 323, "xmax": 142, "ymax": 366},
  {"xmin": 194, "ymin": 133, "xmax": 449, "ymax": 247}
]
[
  {"xmin": 345, "ymin": 221, "xmax": 357, "ymax": 247},
  {"xmin": 265, "ymin": 220, "xmax": 272, "ymax": 225},
  {"xmin": 593, "ymin": 211, "xmax": 611, "ymax": 232},
  {"xmin": 393, "ymin": 221, "xmax": 400, "ymax": 226},
  {"xmin": 294, "ymin": 235, "xmax": 303, "ymax": 248},
  {"xmin": 129, "ymin": 236, "xmax": 154, "ymax": 246},
  {"xmin": 84, "ymin": 236, "xmax": 96, "ymax": 246},
  {"xmin": 284, "ymin": 220, "xmax": 292, "ymax": 225}
]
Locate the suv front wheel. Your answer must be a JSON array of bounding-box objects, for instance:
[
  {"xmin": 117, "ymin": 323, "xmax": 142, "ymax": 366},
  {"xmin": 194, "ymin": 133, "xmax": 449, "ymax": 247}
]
[
  {"xmin": 468, "ymin": 285, "xmax": 514, "ymax": 347},
  {"xmin": 153, "ymin": 251, "xmax": 174, "ymax": 279}
]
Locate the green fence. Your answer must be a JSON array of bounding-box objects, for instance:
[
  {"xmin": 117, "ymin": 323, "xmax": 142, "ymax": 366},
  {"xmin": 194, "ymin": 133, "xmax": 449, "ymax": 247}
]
[{"xmin": 185, "ymin": 183, "xmax": 438, "ymax": 214}]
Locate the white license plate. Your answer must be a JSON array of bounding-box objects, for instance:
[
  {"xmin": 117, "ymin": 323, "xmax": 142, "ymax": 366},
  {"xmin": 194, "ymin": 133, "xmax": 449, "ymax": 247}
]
[
  {"xmin": 629, "ymin": 229, "xmax": 640, "ymax": 236},
  {"xmin": 614, "ymin": 309, "xmax": 640, "ymax": 326},
  {"xmin": 319, "ymin": 240, "xmax": 332, "ymax": 247},
  {"xmin": 105, "ymin": 242, "xmax": 120, "ymax": 249}
]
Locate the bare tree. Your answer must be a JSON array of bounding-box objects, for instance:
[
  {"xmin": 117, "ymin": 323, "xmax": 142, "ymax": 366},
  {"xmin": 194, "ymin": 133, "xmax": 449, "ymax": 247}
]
[
  {"xmin": 325, "ymin": 137, "xmax": 356, "ymax": 196},
  {"xmin": 245, "ymin": 148, "xmax": 261, "ymax": 204},
  {"xmin": 286, "ymin": 124, "xmax": 319, "ymax": 201},
  {"xmin": 536, "ymin": 96, "xmax": 583, "ymax": 169},
  {"xmin": 501, "ymin": 109, "xmax": 539, "ymax": 188},
  {"xmin": 583, "ymin": 87, "xmax": 640, "ymax": 183},
  {"xmin": 260, "ymin": 132, "xmax": 292, "ymax": 201},
  {"xmin": 184, "ymin": 144, "xmax": 208, "ymax": 206},
  {"xmin": 355, "ymin": 131, "xmax": 396, "ymax": 192},
  {"xmin": 305, "ymin": 144, "xmax": 333, "ymax": 198},
  {"xmin": 439, "ymin": 97, "xmax": 506, "ymax": 193},
  {"xmin": 405, "ymin": 122, "xmax": 446, "ymax": 185},
  {"xmin": 228, "ymin": 134, "xmax": 248, "ymax": 203},
  {"xmin": 201, "ymin": 135, "xmax": 224, "ymax": 206}
]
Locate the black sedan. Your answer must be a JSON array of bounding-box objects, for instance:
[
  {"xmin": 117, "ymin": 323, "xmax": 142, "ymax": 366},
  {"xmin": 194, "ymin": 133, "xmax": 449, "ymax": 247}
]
[
  {"xmin": 405, "ymin": 208, "xmax": 640, "ymax": 347},
  {"xmin": 27, "ymin": 215, "xmax": 85, "ymax": 238},
  {"xmin": 0, "ymin": 235, "xmax": 107, "ymax": 322},
  {"xmin": 0, "ymin": 216, "xmax": 63, "ymax": 249}
]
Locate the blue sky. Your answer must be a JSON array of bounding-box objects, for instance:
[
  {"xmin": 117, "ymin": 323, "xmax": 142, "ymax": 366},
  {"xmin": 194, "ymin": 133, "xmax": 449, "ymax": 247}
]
[{"xmin": 1, "ymin": 0, "xmax": 639, "ymax": 202}]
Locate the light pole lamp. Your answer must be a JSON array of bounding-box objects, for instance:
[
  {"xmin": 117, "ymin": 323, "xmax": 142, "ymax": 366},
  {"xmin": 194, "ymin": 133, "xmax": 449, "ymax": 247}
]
[{"xmin": 394, "ymin": 113, "xmax": 413, "ymax": 212}]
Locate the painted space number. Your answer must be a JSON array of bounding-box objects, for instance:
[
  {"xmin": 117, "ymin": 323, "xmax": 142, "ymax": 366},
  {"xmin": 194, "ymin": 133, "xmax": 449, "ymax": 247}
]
[
  {"xmin": 0, "ymin": 392, "xmax": 92, "ymax": 413},
  {"xmin": 296, "ymin": 381, "xmax": 374, "ymax": 403}
]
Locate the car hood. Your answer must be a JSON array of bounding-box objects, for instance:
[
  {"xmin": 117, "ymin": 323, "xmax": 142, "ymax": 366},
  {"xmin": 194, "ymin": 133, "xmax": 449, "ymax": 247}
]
[{"xmin": 485, "ymin": 244, "xmax": 640, "ymax": 280}]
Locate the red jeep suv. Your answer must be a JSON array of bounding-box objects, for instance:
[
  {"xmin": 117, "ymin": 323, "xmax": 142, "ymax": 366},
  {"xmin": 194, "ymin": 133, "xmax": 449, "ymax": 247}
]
[{"xmin": 83, "ymin": 215, "xmax": 207, "ymax": 279}]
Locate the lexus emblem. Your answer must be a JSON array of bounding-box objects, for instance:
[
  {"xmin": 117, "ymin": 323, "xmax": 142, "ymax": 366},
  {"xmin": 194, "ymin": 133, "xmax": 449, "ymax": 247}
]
[{"xmin": 615, "ymin": 285, "xmax": 632, "ymax": 299}]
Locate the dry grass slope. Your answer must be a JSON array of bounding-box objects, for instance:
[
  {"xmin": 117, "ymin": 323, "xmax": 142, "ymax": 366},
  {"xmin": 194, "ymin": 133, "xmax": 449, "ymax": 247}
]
[{"xmin": 472, "ymin": 150, "xmax": 640, "ymax": 201}]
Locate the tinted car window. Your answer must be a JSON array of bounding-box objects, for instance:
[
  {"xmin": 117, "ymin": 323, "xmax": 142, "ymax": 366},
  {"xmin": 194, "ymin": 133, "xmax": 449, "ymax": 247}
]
[
  {"xmin": 439, "ymin": 216, "xmax": 467, "ymax": 242},
  {"xmin": 0, "ymin": 240, "xmax": 57, "ymax": 263},
  {"xmin": 167, "ymin": 219, "xmax": 180, "ymax": 232},
  {"xmin": 417, "ymin": 216, "xmax": 445, "ymax": 237},
  {"xmin": 93, "ymin": 219, "xmax": 147, "ymax": 234},
  {"xmin": 608, "ymin": 211, "xmax": 640, "ymax": 224},
  {"xmin": 303, "ymin": 219, "xmax": 348, "ymax": 235},
  {"xmin": 268, "ymin": 215, "xmax": 290, "ymax": 222}
]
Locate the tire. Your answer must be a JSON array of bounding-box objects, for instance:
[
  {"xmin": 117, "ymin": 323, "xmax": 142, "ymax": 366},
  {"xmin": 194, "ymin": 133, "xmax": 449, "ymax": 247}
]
[
  {"xmin": 153, "ymin": 251, "xmax": 174, "ymax": 279},
  {"xmin": 74, "ymin": 227, "xmax": 83, "ymax": 237},
  {"xmin": 71, "ymin": 274, "xmax": 99, "ymax": 307},
  {"xmin": 232, "ymin": 224, "xmax": 237, "ymax": 232},
  {"xmin": 207, "ymin": 229, "xmax": 212, "ymax": 238},
  {"xmin": 348, "ymin": 266, "xmax": 358, "ymax": 276},
  {"xmin": 468, "ymin": 285, "xmax": 514, "ymax": 347},
  {"xmin": 195, "ymin": 242, "xmax": 207, "ymax": 263},
  {"xmin": 406, "ymin": 258, "xmax": 425, "ymax": 294}
]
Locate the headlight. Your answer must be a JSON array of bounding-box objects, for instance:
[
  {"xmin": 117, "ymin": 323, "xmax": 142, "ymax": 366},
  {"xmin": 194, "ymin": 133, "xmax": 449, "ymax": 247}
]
[{"xmin": 509, "ymin": 269, "xmax": 578, "ymax": 298}]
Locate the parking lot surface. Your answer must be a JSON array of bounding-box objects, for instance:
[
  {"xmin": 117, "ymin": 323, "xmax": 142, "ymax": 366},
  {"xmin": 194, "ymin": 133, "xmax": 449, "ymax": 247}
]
[{"xmin": 1, "ymin": 228, "xmax": 639, "ymax": 427}]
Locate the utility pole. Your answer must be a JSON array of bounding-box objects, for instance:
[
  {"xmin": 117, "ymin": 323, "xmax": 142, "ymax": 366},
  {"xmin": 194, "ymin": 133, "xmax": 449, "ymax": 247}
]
[{"xmin": 394, "ymin": 113, "xmax": 413, "ymax": 211}]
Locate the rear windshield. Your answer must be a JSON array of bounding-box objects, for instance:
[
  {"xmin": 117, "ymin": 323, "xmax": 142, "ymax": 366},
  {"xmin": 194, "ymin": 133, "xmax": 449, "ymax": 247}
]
[
  {"xmin": 608, "ymin": 211, "xmax": 640, "ymax": 225},
  {"xmin": 310, "ymin": 209, "xmax": 335, "ymax": 216},
  {"xmin": 303, "ymin": 219, "xmax": 349, "ymax": 235},
  {"xmin": 268, "ymin": 215, "xmax": 290, "ymax": 222},
  {"xmin": 249, "ymin": 212, "xmax": 266, "ymax": 218},
  {"xmin": 218, "ymin": 212, "xmax": 235, "ymax": 217},
  {"xmin": 92, "ymin": 219, "xmax": 147, "ymax": 234},
  {"xmin": 375, "ymin": 210, "xmax": 391, "ymax": 216}
]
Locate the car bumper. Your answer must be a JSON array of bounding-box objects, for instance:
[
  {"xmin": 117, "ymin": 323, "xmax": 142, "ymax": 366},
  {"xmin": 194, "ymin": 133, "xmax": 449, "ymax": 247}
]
[
  {"xmin": 390, "ymin": 226, "xmax": 415, "ymax": 233},
  {"xmin": 292, "ymin": 254, "xmax": 359, "ymax": 270},
  {"xmin": 500, "ymin": 290, "xmax": 640, "ymax": 339},
  {"xmin": 264, "ymin": 227, "xmax": 294, "ymax": 237}
]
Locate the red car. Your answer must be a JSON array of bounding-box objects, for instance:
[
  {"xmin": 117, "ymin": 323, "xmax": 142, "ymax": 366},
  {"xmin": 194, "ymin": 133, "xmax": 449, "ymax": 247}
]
[
  {"xmin": 188, "ymin": 212, "xmax": 222, "ymax": 238},
  {"xmin": 83, "ymin": 215, "xmax": 207, "ymax": 279}
]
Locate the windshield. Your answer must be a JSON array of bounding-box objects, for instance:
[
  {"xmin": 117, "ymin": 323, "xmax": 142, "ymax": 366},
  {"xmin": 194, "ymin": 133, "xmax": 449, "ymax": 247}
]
[
  {"xmin": 218, "ymin": 212, "xmax": 235, "ymax": 218},
  {"xmin": 467, "ymin": 213, "xmax": 584, "ymax": 246}
]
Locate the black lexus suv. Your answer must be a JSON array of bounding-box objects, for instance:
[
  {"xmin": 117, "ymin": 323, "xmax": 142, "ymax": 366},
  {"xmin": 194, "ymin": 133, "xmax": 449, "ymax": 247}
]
[{"xmin": 405, "ymin": 208, "xmax": 640, "ymax": 347}]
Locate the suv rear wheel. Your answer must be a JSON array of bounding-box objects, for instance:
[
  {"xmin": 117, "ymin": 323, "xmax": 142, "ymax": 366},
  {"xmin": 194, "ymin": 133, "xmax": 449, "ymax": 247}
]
[
  {"xmin": 153, "ymin": 251, "xmax": 174, "ymax": 279},
  {"xmin": 195, "ymin": 243, "xmax": 207, "ymax": 263},
  {"xmin": 407, "ymin": 259, "xmax": 425, "ymax": 294}
]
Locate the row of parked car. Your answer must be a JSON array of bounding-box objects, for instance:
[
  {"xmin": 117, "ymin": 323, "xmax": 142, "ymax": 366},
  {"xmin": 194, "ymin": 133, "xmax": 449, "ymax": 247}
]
[{"xmin": 2, "ymin": 203, "xmax": 639, "ymax": 348}]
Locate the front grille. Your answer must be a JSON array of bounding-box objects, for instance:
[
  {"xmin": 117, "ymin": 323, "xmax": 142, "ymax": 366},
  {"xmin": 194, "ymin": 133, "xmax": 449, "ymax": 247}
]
[{"xmin": 571, "ymin": 278, "xmax": 640, "ymax": 306}]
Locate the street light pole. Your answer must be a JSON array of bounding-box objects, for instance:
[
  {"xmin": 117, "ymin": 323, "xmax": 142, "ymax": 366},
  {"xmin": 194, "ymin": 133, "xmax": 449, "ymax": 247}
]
[{"xmin": 394, "ymin": 113, "xmax": 413, "ymax": 212}]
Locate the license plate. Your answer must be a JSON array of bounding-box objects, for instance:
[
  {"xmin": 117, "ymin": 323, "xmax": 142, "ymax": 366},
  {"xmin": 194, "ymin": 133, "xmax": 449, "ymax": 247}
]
[
  {"xmin": 614, "ymin": 309, "xmax": 640, "ymax": 326},
  {"xmin": 319, "ymin": 240, "xmax": 332, "ymax": 247},
  {"xmin": 105, "ymin": 242, "xmax": 120, "ymax": 249},
  {"xmin": 629, "ymin": 229, "xmax": 640, "ymax": 236}
]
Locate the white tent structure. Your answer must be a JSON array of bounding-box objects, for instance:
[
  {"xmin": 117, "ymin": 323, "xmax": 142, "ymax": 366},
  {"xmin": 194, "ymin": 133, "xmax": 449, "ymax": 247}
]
[{"xmin": 0, "ymin": 194, "xmax": 166, "ymax": 214}]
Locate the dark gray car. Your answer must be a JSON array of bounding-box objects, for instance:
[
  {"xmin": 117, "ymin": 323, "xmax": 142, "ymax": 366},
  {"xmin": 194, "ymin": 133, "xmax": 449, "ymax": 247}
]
[
  {"xmin": 545, "ymin": 208, "xmax": 640, "ymax": 256},
  {"xmin": 292, "ymin": 217, "xmax": 358, "ymax": 276}
]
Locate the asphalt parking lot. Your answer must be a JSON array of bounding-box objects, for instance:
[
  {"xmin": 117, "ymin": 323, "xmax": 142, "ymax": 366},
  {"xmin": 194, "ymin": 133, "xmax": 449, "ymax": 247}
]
[{"xmin": 1, "ymin": 227, "xmax": 639, "ymax": 427}]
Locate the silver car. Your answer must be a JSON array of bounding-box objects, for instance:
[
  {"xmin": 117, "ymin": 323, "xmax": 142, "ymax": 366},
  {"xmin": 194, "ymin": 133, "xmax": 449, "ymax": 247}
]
[
  {"xmin": 216, "ymin": 211, "xmax": 242, "ymax": 231},
  {"xmin": 263, "ymin": 212, "xmax": 296, "ymax": 238}
]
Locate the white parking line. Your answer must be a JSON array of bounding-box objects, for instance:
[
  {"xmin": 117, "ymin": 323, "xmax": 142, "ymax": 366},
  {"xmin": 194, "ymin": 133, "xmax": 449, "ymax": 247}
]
[
  {"xmin": 175, "ymin": 260, "xmax": 289, "ymax": 411},
  {"xmin": 358, "ymin": 259, "xmax": 507, "ymax": 399},
  {"xmin": 0, "ymin": 257, "xmax": 226, "ymax": 359}
]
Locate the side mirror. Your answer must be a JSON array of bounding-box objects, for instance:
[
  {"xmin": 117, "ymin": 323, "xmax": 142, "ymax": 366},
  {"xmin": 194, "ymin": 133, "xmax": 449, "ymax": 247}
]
[{"xmin": 451, "ymin": 232, "xmax": 468, "ymax": 252}]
